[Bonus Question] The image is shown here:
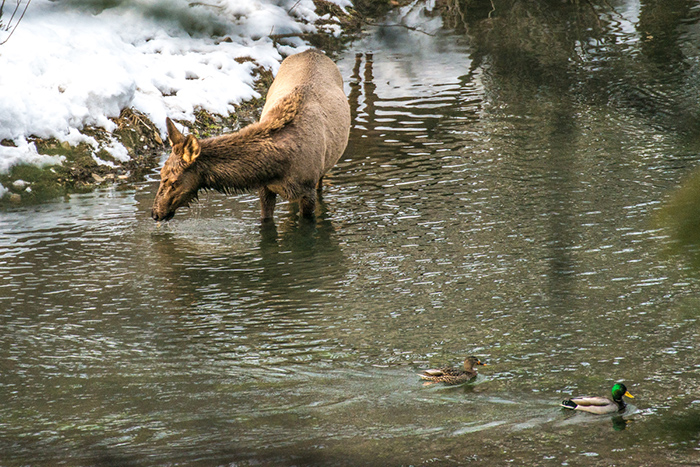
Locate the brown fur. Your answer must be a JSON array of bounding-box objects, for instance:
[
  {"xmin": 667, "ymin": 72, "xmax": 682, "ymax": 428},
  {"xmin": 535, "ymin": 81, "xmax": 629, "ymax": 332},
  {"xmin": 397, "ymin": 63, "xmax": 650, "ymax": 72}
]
[{"xmin": 151, "ymin": 49, "xmax": 351, "ymax": 222}]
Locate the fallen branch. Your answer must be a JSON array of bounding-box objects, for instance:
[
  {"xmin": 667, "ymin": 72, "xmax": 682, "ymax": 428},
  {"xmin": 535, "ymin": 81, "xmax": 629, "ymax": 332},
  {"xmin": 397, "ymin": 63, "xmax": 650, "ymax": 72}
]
[{"xmin": 361, "ymin": 19, "xmax": 437, "ymax": 36}]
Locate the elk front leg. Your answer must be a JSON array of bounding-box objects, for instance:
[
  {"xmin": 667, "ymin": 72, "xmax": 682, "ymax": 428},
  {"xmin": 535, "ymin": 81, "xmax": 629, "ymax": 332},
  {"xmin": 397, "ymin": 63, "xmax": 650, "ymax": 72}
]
[
  {"xmin": 259, "ymin": 186, "xmax": 277, "ymax": 220},
  {"xmin": 299, "ymin": 189, "xmax": 317, "ymax": 219}
]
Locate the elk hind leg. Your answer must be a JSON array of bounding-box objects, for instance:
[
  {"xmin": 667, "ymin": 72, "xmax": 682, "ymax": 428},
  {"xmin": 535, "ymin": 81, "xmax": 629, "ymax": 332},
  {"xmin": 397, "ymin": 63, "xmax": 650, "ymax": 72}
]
[{"xmin": 259, "ymin": 187, "xmax": 277, "ymax": 220}]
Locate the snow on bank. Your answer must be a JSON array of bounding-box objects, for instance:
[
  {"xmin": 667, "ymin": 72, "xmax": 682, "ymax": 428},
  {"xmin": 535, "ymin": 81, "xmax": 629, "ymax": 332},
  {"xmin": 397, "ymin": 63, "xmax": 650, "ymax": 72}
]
[{"xmin": 0, "ymin": 0, "xmax": 351, "ymax": 185}]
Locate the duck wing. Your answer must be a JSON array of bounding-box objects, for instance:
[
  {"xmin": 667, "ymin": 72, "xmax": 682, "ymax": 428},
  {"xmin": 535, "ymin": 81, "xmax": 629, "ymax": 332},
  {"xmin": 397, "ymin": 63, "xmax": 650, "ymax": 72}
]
[
  {"xmin": 563, "ymin": 396, "xmax": 619, "ymax": 414},
  {"xmin": 568, "ymin": 396, "xmax": 613, "ymax": 407},
  {"xmin": 421, "ymin": 368, "xmax": 447, "ymax": 377},
  {"xmin": 420, "ymin": 366, "xmax": 462, "ymax": 379}
]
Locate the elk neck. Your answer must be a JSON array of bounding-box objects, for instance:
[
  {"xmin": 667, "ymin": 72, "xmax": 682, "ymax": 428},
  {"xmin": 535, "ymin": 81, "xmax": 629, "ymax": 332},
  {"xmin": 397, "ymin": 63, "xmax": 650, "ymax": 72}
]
[{"xmin": 193, "ymin": 122, "xmax": 291, "ymax": 194}]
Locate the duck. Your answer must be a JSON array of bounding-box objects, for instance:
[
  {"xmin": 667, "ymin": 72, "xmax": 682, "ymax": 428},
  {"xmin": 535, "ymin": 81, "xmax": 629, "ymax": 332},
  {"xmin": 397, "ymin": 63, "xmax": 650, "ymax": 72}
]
[
  {"xmin": 561, "ymin": 383, "xmax": 634, "ymax": 414},
  {"xmin": 419, "ymin": 356, "xmax": 486, "ymax": 385}
]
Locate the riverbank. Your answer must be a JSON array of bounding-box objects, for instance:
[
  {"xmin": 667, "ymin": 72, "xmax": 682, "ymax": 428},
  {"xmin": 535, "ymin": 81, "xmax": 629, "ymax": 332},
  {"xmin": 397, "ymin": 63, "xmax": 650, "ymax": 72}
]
[{"xmin": 0, "ymin": 0, "xmax": 395, "ymax": 204}]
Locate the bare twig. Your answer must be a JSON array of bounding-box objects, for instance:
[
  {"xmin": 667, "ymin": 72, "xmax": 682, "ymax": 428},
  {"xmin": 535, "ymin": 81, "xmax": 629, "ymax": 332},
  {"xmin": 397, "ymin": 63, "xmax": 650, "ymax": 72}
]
[
  {"xmin": 0, "ymin": 0, "xmax": 31, "ymax": 46},
  {"xmin": 270, "ymin": 32, "xmax": 314, "ymax": 41},
  {"xmin": 188, "ymin": 2, "xmax": 222, "ymax": 8},
  {"xmin": 6, "ymin": 0, "xmax": 21, "ymax": 27},
  {"xmin": 584, "ymin": 0, "xmax": 601, "ymax": 28},
  {"xmin": 361, "ymin": 19, "xmax": 436, "ymax": 36},
  {"xmin": 288, "ymin": 0, "xmax": 302, "ymax": 14}
]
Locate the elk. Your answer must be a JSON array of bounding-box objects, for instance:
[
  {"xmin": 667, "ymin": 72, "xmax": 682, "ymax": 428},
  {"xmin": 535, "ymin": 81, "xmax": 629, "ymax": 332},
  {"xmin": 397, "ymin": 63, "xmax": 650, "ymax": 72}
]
[{"xmin": 151, "ymin": 48, "xmax": 351, "ymax": 222}]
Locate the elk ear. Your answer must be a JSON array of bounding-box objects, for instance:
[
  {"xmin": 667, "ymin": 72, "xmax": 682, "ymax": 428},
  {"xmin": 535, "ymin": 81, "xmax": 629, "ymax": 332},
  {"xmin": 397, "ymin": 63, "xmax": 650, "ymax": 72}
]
[
  {"xmin": 182, "ymin": 134, "xmax": 201, "ymax": 165},
  {"xmin": 166, "ymin": 117, "xmax": 184, "ymax": 146}
]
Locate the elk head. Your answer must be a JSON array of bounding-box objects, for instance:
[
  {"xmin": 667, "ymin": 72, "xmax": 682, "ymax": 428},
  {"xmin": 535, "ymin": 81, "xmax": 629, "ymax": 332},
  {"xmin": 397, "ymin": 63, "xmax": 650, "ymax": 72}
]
[{"xmin": 151, "ymin": 118, "xmax": 203, "ymax": 222}]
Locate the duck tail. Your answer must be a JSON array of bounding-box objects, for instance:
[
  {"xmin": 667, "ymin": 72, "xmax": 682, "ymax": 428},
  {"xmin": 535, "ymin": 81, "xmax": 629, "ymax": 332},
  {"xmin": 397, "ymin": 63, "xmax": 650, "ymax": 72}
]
[{"xmin": 561, "ymin": 400, "xmax": 577, "ymax": 410}]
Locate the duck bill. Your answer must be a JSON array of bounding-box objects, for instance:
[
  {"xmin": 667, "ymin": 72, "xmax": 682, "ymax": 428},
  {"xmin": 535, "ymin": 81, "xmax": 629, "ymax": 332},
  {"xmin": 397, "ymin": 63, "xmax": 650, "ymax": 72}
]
[{"xmin": 624, "ymin": 391, "xmax": 634, "ymax": 398}]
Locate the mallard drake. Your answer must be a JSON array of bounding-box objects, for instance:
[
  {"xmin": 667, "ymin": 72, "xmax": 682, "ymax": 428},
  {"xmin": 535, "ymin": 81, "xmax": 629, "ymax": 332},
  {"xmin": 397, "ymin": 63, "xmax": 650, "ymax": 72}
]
[
  {"xmin": 419, "ymin": 356, "xmax": 486, "ymax": 385},
  {"xmin": 561, "ymin": 383, "xmax": 634, "ymax": 414}
]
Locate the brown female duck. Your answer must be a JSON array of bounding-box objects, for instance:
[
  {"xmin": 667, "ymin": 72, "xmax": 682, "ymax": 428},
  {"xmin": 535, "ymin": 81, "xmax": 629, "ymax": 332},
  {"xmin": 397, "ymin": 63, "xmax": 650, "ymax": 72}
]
[{"xmin": 419, "ymin": 356, "xmax": 487, "ymax": 385}]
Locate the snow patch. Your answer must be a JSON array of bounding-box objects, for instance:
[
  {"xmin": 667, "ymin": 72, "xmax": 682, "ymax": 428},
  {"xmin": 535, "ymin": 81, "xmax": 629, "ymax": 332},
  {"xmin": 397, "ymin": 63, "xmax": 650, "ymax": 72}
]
[
  {"xmin": 0, "ymin": 0, "xmax": 351, "ymax": 174},
  {"xmin": 0, "ymin": 142, "xmax": 65, "ymax": 174}
]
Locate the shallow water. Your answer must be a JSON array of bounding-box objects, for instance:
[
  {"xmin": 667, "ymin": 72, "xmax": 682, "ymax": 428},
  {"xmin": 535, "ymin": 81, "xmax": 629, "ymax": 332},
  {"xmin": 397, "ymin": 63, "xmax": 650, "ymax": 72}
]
[{"xmin": 2, "ymin": 1, "xmax": 700, "ymax": 465}]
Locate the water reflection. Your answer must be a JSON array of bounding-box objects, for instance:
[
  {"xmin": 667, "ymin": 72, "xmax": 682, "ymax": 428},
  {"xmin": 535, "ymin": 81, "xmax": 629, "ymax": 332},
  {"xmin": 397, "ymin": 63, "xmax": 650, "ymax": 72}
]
[
  {"xmin": 3, "ymin": 0, "xmax": 700, "ymax": 465},
  {"xmin": 656, "ymin": 166, "xmax": 700, "ymax": 269}
]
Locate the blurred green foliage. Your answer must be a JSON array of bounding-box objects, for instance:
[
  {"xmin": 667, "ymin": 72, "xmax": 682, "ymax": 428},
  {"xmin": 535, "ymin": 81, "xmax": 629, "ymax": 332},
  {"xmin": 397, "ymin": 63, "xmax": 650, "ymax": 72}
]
[{"xmin": 656, "ymin": 168, "xmax": 700, "ymax": 269}]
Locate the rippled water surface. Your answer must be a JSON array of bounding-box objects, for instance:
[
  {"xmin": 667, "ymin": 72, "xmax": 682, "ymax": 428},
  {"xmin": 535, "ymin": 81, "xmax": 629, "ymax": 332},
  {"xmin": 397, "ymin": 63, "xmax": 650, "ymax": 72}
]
[{"xmin": 3, "ymin": 1, "xmax": 700, "ymax": 465}]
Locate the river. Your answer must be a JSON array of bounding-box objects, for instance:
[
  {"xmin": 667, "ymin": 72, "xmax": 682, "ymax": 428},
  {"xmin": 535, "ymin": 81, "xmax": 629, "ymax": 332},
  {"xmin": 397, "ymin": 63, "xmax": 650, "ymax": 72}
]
[{"xmin": 2, "ymin": 1, "xmax": 700, "ymax": 465}]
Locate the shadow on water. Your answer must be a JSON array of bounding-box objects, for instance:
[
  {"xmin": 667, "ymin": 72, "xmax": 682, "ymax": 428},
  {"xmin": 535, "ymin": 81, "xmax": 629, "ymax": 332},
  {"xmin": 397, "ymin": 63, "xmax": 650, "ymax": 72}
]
[{"xmin": 147, "ymin": 200, "xmax": 347, "ymax": 290}]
